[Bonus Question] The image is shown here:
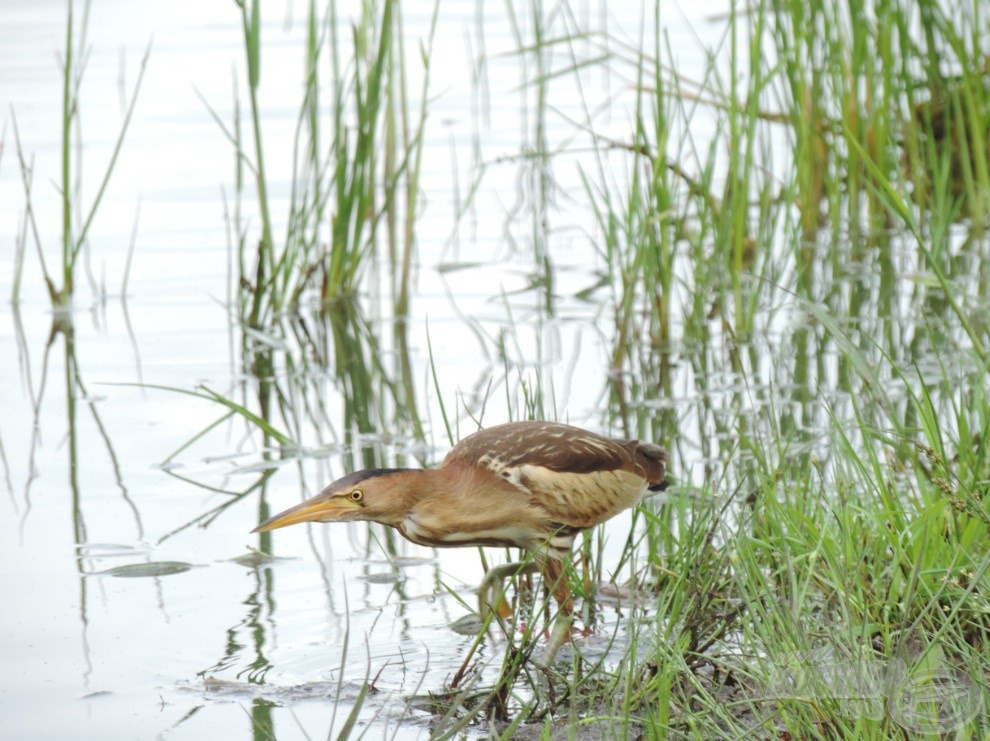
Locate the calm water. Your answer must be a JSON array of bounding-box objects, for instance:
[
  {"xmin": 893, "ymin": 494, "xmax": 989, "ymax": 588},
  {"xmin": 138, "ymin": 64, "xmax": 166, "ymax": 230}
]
[{"xmin": 0, "ymin": 1, "xmax": 727, "ymax": 738}]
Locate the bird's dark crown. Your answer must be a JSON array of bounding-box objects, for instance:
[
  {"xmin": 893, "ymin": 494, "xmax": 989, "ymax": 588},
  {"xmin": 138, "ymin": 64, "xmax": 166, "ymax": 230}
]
[{"xmin": 332, "ymin": 468, "xmax": 410, "ymax": 489}]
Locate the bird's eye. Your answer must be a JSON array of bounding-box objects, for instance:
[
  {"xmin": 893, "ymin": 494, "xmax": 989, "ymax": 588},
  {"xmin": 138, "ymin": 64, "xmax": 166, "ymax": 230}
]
[{"xmin": 349, "ymin": 489, "xmax": 364, "ymax": 503}]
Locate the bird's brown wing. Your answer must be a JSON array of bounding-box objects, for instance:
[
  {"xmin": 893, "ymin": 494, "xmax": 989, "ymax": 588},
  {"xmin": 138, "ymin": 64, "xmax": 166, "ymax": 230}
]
[
  {"xmin": 443, "ymin": 421, "xmax": 666, "ymax": 529},
  {"xmin": 444, "ymin": 420, "xmax": 665, "ymax": 480}
]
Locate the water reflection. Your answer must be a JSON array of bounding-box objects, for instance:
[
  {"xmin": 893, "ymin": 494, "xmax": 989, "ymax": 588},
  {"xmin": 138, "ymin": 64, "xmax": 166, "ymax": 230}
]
[
  {"xmin": 16, "ymin": 313, "xmax": 141, "ymax": 545},
  {"xmin": 8, "ymin": 307, "xmax": 160, "ymax": 710}
]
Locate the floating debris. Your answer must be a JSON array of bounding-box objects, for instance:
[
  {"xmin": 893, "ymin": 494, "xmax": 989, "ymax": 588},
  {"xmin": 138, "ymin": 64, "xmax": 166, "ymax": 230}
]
[
  {"xmin": 449, "ymin": 614, "xmax": 483, "ymax": 635},
  {"xmin": 89, "ymin": 561, "xmax": 196, "ymax": 578},
  {"xmin": 357, "ymin": 572, "xmax": 405, "ymax": 584},
  {"xmin": 80, "ymin": 690, "xmax": 113, "ymax": 700},
  {"xmin": 76, "ymin": 543, "xmax": 147, "ymax": 558},
  {"xmin": 194, "ymin": 676, "xmax": 367, "ymax": 704},
  {"xmin": 226, "ymin": 547, "xmax": 298, "ymax": 568}
]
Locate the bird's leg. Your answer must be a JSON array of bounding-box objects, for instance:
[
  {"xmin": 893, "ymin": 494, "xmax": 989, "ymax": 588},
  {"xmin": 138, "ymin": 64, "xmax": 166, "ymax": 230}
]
[
  {"xmin": 535, "ymin": 555, "xmax": 575, "ymax": 666},
  {"xmin": 537, "ymin": 556, "xmax": 573, "ymax": 616},
  {"xmin": 477, "ymin": 560, "xmax": 540, "ymax": 620},
  {"xmin": 476, "ymin": 555, "xmax": 576, "ymax": 667},
  {"xmin": 539, "ymin": 611, "xmax": 574, "ymax": 667},
  {"xmin": 452, "ymin": 560, "xmax": 539, "ymax": 691}
]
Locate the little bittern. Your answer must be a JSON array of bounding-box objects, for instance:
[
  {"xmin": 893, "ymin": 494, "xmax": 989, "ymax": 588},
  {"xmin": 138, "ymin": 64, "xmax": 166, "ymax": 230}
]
[{"xmin": 253, "ymin": 421, "xmax": 667, "ymax": 650}]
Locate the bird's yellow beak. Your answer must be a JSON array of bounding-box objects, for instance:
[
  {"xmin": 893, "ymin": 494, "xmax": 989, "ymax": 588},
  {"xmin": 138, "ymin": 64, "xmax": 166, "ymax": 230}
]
[{"xmin": 252, "ymin": 494, "xmax": 359, "ymax": 533}]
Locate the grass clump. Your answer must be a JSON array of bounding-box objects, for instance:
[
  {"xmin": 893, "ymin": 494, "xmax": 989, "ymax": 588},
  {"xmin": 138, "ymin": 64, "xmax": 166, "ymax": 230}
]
[
  {"xmin": 475, "ymin": 0, "xmax": 990, "ymax": 735},
  {"xmin": 221, "ymin": 0, "xmax": 435, "ymax": 329}
]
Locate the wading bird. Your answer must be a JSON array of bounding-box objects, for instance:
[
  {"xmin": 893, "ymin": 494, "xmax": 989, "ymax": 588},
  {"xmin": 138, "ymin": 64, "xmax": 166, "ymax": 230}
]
[{"xmin": 253, "ymin": 420, "xmax": 667, "ymax": 664}]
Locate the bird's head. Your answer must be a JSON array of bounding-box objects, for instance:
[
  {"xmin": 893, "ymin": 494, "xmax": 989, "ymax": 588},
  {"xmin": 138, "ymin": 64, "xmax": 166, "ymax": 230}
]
[{"xmin": 252, "ymin": 468, "xmax": 412, "ymax": 533}]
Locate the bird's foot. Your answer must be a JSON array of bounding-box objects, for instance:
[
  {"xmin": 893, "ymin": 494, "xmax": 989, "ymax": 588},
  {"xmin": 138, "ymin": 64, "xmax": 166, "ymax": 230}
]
[
  {"xmin": 535, "ymin": 620, "xmax": 588, "ymax": 642},
  {"xmin": 570, "ymin": 622, "xmax": 594, "ymax": 639},
  {"xmin": 512, "ymin": 620, "xmax": 582, "ymax": 641},
  {"xmin": 536, "ymin": 612, "xmax": 574, "ymax": 666}
]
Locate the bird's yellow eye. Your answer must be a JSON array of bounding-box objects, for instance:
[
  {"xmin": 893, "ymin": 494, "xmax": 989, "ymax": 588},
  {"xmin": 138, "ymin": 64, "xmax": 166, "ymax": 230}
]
[{"xmin": 349, "ymin": 489, "xmax": 364, "ymax": 503}]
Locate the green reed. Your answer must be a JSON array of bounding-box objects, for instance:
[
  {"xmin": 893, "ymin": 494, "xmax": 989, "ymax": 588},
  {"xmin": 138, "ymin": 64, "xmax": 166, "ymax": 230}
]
[
  {"xmin": 11, "ymin": 0, "xmax": 148, "ymax": 308},
  {"xmin": 489, "ymin": 0, "xmax": 990, "ymax": 734},
  {"xmin": 226, "ymin": 0, "xmax": 434, "ymax": 329},
  {"xmin": 767, "ymin": 0, "xmax": 990, "ymax": 234}
]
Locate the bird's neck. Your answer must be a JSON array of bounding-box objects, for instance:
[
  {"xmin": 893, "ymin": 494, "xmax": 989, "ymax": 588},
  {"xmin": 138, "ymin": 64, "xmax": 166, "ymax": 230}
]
[{"xmin": 372, "ymin": 467, "xmax": 454, "ymax": 527}]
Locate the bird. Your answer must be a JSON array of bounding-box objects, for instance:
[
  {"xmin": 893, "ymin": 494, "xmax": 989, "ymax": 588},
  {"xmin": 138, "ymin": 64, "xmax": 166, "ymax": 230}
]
[{"xmin": 253, "ymin": 420, "xmax": 667, "ymax": 661}]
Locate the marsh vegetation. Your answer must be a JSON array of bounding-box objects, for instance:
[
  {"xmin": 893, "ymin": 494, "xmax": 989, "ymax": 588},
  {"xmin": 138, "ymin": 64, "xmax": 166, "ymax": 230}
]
[{"xmin": 1, "ymin": 0, "xmax": 988, "ymax": 737}]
